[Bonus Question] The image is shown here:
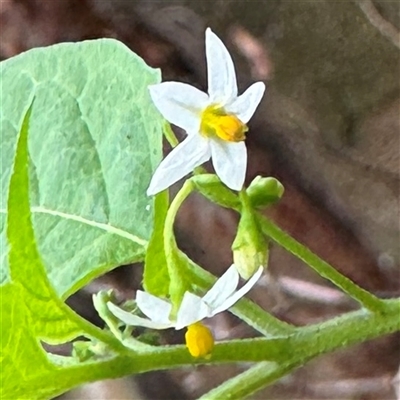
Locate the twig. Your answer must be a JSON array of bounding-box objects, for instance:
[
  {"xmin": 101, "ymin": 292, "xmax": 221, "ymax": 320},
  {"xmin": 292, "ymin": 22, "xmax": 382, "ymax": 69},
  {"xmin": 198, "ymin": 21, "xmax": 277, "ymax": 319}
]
[{"xmin": 356, "ymin": 0, "xmax": 400, "ymax": 49}]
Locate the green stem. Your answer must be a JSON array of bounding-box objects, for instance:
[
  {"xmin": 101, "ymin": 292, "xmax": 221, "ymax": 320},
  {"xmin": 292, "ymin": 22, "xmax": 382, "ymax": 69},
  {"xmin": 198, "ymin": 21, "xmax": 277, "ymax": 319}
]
[
  {"xmin": 258, "ymin": 215, "xmax": 385, "ymax": 312},
  {"xmin": 61, "ymin": 304, "xmax": 130, "ymax": 354},
  {"xmin": 238, "ymin": 188, "xmax": 250, "ymax": 207},
  {"xmin": 164, "ymin": 180, "xmax": 194, "ymax": 246},
  {"xmin": 198, "ymin": 183, "xmax": 384, "ymax": 312},
  {"xmin": 163, "ymin": 122, "xmax": 179, "ymax": 147},
  {"xmin": 182, "ymin": 252, "xmax": 295, "ymax": 337},
  {"xmin": 293, "ymin": 298, "xmax": 399, "ymax": 355},
  {"xmin": 36, "ymin": 298, "xmax": 399, "ymax": 400},
  {"xmin": 195, "ymin": 298, "xmax": 400, "ymax": 400},
  {"xmin": 163, "ymin": 179, "xmax": 195, "ymax": 307},
  {"xmin": 163, "ymin": 178, "xmax": 294, "ymax": 335},
  {"xmin": 199, "ymin": 361, "xmax": 299, "ymax": 400},
  {"xmin": 193, "ymin": 165, "xmax": 208, "ymax": 175}
]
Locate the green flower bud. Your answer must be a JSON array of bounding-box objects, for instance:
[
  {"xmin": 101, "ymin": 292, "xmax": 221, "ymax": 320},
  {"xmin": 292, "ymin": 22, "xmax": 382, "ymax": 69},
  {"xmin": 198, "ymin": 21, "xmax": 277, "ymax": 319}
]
[
  {"xmin": 72, "ymin": 340, "xmax": 108, "ymax": 362},
  {"xmin": 232, "ymin": 198, "xmax": 268, "ymax": 279},
  {"xmin": 192, "ymin": 174, "xmax": 240, "ymax": 210},
  {"xmin": 92, "ymin": 289, "xmax": 118, "ymax": 322},
  {"xmin": 92, "ymin": 290, "xmax": 133, "ymax": 339},
  {"xmin": 72, "ymin": 341, "xmax": 96, "ymax": 362},
  {"xmin": 246, "ymin": 176, "xmax": 284, "ymax": 208}
]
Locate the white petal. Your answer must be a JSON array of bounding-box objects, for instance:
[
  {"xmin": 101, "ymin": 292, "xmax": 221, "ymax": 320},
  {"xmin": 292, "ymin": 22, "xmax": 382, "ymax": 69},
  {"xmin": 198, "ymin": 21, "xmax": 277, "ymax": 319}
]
[
  {"xmin": 147, "ymin": 134, "xmax": 211, "ymax": 195},
  {"xmin": 212, "ymin": 266, "xmax": 263, "ymax": 315},
  {"xmin": 175, "ymin": 292, "xmax": 210, "ymax": 330},
  {"xmin": 225, "ymin": 82, "xmax": 265, "ymax": 123},
  {"xmin": 149, "ymin": 82, "xmax": 208, "ymax": 133},
  {"xmin": 136, "ymin": 291, "xmax": 172, "ymax": 324},
  {"xmin": 202, "ymin": 265, "xmax": 239, "ymax": 309},
  {"xmin": 107, "ymin": 302, "xmax": 174, "ymax": 329},
  {"xmin": 210, "ymin": 140, "xmax": 247, "ymax": 191},
  {"xmin": 206, "ymin": 28, "xmax": 237, "ymax": 104}
]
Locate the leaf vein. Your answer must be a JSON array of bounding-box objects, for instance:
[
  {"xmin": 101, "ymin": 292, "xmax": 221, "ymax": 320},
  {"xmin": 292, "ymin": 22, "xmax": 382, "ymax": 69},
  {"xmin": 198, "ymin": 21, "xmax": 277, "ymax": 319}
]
[{"xmin": 0, "ymin": 207, "xmax": 147, "ymax": 246}]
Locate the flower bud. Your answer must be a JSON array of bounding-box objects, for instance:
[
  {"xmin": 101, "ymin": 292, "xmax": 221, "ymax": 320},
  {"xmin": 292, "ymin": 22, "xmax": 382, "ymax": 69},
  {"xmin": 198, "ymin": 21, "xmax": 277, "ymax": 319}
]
[
  {"xmin": 192, "ymin": 174, "xmax": 240, "ymax": 210},
  {"xmin": 232, "ymin": 202, "xmax": 267, "ymax": 280},
  {"xmin": 72, "ymin": 341, "xmax": 95, "ymax": 362},
  {"xmin": 93, "ymin": 290, "xmax": 135, "ymax": 339},
  {"xmin": 246, "ymin": 176, "xmax": 284, "ymax": 208}
]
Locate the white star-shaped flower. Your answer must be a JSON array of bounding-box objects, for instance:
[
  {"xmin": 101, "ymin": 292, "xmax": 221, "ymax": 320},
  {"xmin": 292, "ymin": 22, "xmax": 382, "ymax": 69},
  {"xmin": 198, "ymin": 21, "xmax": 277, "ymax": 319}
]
[
  {"xmin": 107, "ymin": 264, "xmax": 262, "ymax": 330},
  {"xmin": 147, "ymin": 28, "xmax": 265, "ymax": 195}
]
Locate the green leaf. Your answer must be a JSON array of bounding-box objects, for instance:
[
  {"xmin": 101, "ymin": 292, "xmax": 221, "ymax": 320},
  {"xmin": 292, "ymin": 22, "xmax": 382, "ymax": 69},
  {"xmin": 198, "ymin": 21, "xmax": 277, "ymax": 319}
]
[
  {"xmin": 0, "ymin": 39, "xmax": 164, "ymax": 297},
  {"xmin": 143, "ymin": 190, "xmax": 170, "ymax": 296},
  {"xmin": 2, "ymin": 103, "xmax": 83, "ymax": 399},
  {"xmin": 2, "ymin": 98, "xmax": 151, "ymax": 400}
]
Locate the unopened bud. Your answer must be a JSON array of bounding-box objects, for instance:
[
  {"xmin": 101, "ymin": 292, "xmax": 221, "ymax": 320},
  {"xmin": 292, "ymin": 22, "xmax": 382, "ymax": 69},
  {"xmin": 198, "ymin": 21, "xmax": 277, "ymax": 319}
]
[
  {"xmin": 72, "ymin": 341, "xmax": 95, "ymax": 362},
  {"xmin": 246, "ymin": 176, "xmax": 284, "ymax": 208},
  {"xmin": 232, "ymin": 203, "xmax": 267, "ymax": 280},
  {"xmin": 192, "ymin": 174, "xmax": 240, "ymax": 210},
  {"xmin": 93, "ymin": 290, "xmax": 132, "ymax": 339}
]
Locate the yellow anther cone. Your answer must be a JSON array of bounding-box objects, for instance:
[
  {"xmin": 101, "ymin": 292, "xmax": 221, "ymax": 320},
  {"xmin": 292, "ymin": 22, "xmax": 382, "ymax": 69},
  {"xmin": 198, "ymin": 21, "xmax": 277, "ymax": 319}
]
[
  {"xmin": 185, "ymin": 322, "xmax": 214, "ymax": 358},
  {"xmin": 200, "ymin": 105, "xmax": 248, "ymax": 142}
]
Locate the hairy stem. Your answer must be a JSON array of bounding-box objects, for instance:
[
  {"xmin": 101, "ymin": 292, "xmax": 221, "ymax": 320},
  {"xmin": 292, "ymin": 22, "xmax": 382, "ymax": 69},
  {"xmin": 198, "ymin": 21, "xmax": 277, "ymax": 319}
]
[
  {"xmin": 199, "ymin": 361, "xmax": 299, "ymax": 400},
  {"xmin": 39, "ymin": 298, "xmax": 399, "ymax": 400},
  {"xmin": 258, "ymin": 215, "xmax": 384, "ymax": 312},
  {"xmin": 163, "ymin": 179, "xmax": 195, "ymax": 307}
]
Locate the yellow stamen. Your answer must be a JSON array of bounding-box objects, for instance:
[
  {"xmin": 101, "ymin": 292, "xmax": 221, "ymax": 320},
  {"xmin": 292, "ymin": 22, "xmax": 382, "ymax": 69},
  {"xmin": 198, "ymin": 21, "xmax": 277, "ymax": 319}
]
[
  {"xmin": 185, "ymin": 322, "xmax": 214, "ymax": 358},
  {"xmin": 200, "ymin": 105, "xmax": 248, "ymax": 142}
]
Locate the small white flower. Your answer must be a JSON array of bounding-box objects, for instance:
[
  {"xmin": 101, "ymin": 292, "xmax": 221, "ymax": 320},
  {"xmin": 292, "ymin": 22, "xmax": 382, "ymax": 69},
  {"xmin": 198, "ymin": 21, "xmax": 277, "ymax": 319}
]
[
  {"xmin": 107, "ymin": 264, "xmax": 263, "ymax": 330},
  {"xmin": 147, "ymin": 28, "xmax": 265, "ymax": 195}
]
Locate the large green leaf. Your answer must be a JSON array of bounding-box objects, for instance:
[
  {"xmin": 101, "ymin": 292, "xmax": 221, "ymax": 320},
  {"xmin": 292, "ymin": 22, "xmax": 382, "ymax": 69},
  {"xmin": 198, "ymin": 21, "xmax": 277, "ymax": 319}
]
[
  {"xmin": 2, "ymin": 103, "xmax": 84, "ymax": 399},
  {"xmin": 0, "ymin": 39, "xmax": 163, "ymax": 297}
]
